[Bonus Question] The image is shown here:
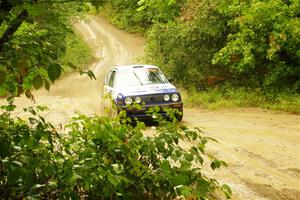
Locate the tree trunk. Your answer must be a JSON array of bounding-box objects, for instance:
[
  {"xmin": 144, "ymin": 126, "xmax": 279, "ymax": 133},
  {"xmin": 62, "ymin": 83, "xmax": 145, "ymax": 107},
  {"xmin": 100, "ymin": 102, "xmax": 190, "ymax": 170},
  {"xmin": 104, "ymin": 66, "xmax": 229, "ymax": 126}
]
[{"xmin": 0, "ymin": 9, "xmax": 29, "ymax": 52}]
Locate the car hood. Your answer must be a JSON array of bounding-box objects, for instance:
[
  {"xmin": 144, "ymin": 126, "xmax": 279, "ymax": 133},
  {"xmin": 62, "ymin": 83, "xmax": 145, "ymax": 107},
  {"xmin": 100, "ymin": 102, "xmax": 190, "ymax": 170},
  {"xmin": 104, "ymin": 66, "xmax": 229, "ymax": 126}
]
[{"xmin": 112, "ymin": 83, "xmax": 178, "ymax": 98}]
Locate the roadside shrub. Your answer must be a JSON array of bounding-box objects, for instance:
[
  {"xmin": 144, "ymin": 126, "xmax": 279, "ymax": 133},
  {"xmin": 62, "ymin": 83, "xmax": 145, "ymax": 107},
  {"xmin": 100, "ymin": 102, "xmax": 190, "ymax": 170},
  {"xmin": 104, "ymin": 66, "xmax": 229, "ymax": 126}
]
[
  {"xmin": 144, "ymin": 0, "xmax": 229, "ymax": 90},
  {"xmin": 101, "ymin": 0, "xmax": 185, "ymax": 34},
  {"xmin": 0, "ymin": 104, "xmax": 64, "ymax": 199},
  {"xmin": 213, "ymin": 0, "xmax": 300, "ymax": 92},
  {"xmin": 0, "ymin": 104, "xmax": 231, "ymax": 199},
  {"xmin": 181, "ymin": 87, "xmax": 300, "ymax": 113},
  {"xmin": 144, "ymin": 0, "xmax": 300, "ymax": 93}
]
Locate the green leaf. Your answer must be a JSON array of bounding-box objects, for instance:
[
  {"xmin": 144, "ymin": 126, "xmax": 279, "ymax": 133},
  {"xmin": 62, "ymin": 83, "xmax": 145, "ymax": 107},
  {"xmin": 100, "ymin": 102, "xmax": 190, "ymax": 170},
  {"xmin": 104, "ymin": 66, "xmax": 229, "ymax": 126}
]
[
  {"xmin": 210, "ymin": 159, "xmax": 221, "ymax": 170},
  {"xmin": 4, "ymin": 104, "xmax": 16, "ymax": 111},
  {"xmin": 26, "ymin": 5, "xmax": 45, "ymax": 16},
  {"xmin": 48, "ymin": 180, "xmax": 58, "ymax": 189},
  {"xmin": 195, "ymin": 179, "xmax": 211, "ymax": 197},
  {"xmin": 32, "ymin": 75, "xmax": 43, "ymax": 90},
  {"xmin": 11, "ymin": 160, "xmax": 23, "ymax": 167},
  {"xmin": 0, "ymin": 137, "xmax": 10, "ymax": 157},
  {"xmin": 44, "ymin": 80, "xmax": 50, "ymax": 91},
  {"xmin": 160, "ymin": 160, "xmax": 171, "ymax": 172},
  {"xmin": 176, "ymin": 185, "xmax": 192, "ymax": 197},
  {"xmin": 186, "ymin": 153, "xmax": 194, "ymax": 162},
  {"xmin": 107, "ymin": 173, "xmax": 121, "ymax": 187},
  {"xmin": 172, "ymin": 174, "xmax": 189, "ymax": 185},
  {"xmin": 222, "ymin": 184, "xmax": 232, "ymax": 199},
  {"xmin": 79, "ymin": 70, "xmax": 96, "ymax": 80},
  {"xmin": 23, "ymin": 77, "xmax": 32, "ymax": 90},
  {"xmin": 26, "ymin": 136, "xmax": 38, "ymax": 150},
  {"xmin": 48, "ymin": 63, "xmax": 62, "ymax": 82},
  {"xmin": 154, "ymin": 106, "xmax": 160, "ymax": 113},
  {"xmin": 70, "ymin": 173, "xmax": 82, "ymax": 185},
  {"xmin": 26, "ymin": 107, "xmax": 36, "ymax": 115},
  {"xmin": 32, "ymin": 184, "xmax": 45, "ymax": 189},
  {"xmin": 25, "ymin": 90, "xmax": 33, "ymax": 99},
  {"xmin": 156, "ymin": 139, "xmax": 165, "ymax": 152},
  {"xmin": 67, "ymin": 62, "xmax": 78, "ymax": 70},
  {"xmin": 0, "ymin": 87, "xmax": 7, "ymax": 96},
  {"xmin": 0, "ymin": 71, "xmax": 6, "ymax": 85},
  {"xmin": 69, "ymin": 190, "xmax": 80, "ymax": 200},
  {"xmin": 7, "ymin": 169, "xmax": 20, "ymax": 184},
  {"xmin": 111, "ymin": 164, "xmax": 123, "ymax": 174},
  {"xmin": 87, "ymin": 70, "xmax": 96, "ymax": 80},
  {"xmin": 37, "ymin": 105, "xmax": 49, "ymax": 111}
]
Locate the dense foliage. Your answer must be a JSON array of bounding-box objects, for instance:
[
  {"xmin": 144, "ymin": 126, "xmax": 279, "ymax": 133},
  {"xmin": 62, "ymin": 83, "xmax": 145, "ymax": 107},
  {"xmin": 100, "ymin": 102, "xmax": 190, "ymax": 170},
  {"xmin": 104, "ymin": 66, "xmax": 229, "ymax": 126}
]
[
  {"xmin": 144, "ymin": 0, "xmax": 228, "ymax": 90},
  {"xmin": 102, "ymin": 0, "xmax": 300, "ymax": 93},
  {"xmin": 0, "ymin": 105, "xmax": 231, "ymax": 199},
  {"xmin": 0, "ymin": 0, "xmax": 95, "ymax": 98},
  {"xmin": 213, "ymin": 0, "xmax": 300, "ymax": 92},
  {"xmin": 102, "ymin": 0, "xmax": 184, "ymax": 33},
  {"xmin": 146, "ymin": 0, "xmax": 300, "ymax": 92}
]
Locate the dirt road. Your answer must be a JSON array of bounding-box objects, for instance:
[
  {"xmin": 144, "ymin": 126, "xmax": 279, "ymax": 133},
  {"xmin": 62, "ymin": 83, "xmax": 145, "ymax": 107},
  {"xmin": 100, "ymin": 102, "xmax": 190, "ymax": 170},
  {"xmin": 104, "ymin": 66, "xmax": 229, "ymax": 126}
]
[
  {"xmin": 184, "ymin": 108, "xmax": 300, "ymax": 199},
  {"xmin": 2, "ymin": 16, "xmax": 300, "ymax": 199}
]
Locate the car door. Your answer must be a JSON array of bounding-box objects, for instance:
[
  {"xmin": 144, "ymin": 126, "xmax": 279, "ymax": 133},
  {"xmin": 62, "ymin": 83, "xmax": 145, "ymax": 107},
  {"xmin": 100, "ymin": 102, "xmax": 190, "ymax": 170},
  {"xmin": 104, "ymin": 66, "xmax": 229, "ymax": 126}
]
[{"xmin": 101, "ymin": 70, "xmax": 116, "ymax": 115}]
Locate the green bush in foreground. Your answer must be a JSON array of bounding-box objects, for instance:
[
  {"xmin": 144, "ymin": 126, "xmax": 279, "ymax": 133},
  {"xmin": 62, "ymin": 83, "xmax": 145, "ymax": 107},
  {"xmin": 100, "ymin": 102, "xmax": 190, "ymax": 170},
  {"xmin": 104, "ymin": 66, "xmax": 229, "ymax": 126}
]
[{"xmin": 0, "ymin": 104, "xmax": 231, "ymax": 199}]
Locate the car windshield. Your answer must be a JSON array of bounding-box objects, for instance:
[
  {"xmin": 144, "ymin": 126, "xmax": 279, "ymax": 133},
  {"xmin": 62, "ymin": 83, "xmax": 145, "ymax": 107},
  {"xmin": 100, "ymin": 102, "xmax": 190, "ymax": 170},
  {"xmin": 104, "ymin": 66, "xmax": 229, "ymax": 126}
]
[{"xmin": 115, "ymin": 68, "xmax": 168, "ymax": 87}]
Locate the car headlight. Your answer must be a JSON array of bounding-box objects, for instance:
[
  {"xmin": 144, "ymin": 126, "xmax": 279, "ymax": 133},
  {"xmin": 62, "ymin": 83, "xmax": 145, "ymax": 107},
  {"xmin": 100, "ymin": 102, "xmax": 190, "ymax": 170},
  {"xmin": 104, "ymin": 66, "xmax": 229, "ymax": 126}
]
[
  {"xmin": 125, "ymin": 97, "xmax": 133, "ymax": 105},
  {"xmin": 171, "ymin": 94, "xmax": 179, "ymax": 102},
  {"xmin": 164, "ymin": 94, "xmax": 170, "ymax": 101},
  {"xmin": 135, "ymin": 96, "xmax": 142, "ymax": 104},
  {"xmin": 117, "ymin": 94, "xmax": 123, "ymax": 99}
]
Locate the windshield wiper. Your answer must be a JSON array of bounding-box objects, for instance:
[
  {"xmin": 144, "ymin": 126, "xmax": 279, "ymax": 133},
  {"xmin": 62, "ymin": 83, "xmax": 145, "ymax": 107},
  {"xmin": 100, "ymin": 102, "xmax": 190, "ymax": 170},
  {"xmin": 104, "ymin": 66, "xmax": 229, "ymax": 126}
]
[
  {"xmin": 133, "ymin": 71, "xmax": 144, "ymax": 86},
  {"xmin": 152, "ymin": 72, "xmax": 165, "ymax": 83}
]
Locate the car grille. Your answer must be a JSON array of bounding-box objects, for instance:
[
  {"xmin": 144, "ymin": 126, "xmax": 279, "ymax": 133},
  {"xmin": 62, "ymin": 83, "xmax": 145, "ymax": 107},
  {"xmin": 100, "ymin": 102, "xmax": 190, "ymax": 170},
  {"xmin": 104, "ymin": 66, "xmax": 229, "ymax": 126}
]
[{"xmin": 142, "ymin": 94, "xmax": 165, "ymax": 104}]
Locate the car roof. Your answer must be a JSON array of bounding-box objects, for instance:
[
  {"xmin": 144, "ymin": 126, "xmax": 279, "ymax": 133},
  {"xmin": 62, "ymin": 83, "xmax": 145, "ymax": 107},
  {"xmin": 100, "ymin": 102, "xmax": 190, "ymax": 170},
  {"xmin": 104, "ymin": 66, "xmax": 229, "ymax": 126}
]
[{"xmin": 109, "ymin": 64, "xmax": 159, "ymax": 71}]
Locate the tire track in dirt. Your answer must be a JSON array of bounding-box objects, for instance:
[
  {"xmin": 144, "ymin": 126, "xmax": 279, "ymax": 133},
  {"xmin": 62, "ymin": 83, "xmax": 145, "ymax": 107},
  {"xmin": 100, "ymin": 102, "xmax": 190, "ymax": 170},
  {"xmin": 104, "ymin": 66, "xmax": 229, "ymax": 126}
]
[{"xmin": 183, "ymin": 108, "xmax": 300, "ymax": 199}]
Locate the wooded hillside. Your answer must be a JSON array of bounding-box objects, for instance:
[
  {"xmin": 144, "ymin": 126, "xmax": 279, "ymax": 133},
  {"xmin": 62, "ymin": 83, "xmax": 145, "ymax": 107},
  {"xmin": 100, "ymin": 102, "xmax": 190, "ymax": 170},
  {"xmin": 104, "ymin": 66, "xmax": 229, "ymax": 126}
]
[{"xmin": 101, "ymin": 0, "xmax": 300, "ymax": 93}]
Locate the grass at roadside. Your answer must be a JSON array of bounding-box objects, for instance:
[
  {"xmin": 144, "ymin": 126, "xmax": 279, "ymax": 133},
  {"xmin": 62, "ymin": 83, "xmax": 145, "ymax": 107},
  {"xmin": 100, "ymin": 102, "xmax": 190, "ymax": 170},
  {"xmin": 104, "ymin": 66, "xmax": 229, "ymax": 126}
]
[
  {"xmin": 181, "ymin": 88, "xmax": 300, "ymax": 114},
  {"xmin": 59, "ymin": 32, "xmax": 94, "ymax": 73}
]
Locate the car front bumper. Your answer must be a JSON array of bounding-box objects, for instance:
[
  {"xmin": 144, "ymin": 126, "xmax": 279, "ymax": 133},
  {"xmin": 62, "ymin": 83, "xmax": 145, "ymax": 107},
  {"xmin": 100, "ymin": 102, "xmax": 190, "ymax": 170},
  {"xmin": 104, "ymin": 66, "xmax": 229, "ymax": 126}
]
[{"xmin": 118, "ymin": 102, "xmax": 183, "ymax": 120}]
